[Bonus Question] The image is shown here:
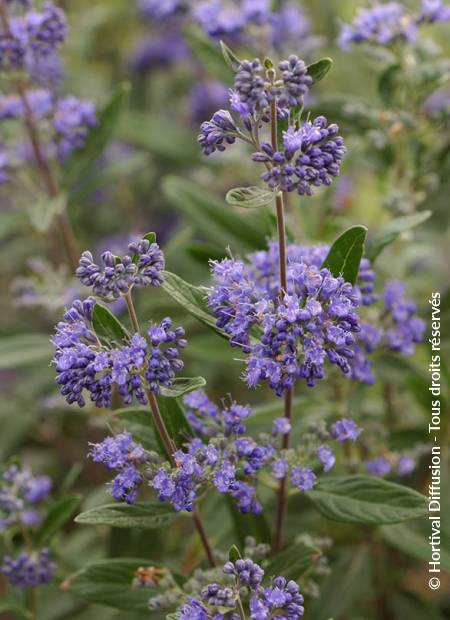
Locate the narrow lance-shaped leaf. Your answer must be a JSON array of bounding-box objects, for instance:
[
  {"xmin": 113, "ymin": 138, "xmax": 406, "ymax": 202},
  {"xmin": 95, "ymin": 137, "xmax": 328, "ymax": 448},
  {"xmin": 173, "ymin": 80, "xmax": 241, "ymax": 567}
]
[
  {"xmin": 75, "ymin": 501, "xmax": 177, "ymax": 530},
  {"xmin": 34, "ymin": 495, "xmax": 81, "ymax": 547},
  {"xmin": 228, "ymin": 545, "xmax": 242, "ymax": 562},
  {"xmin": 265, "ymin": 541, "xmax": 322, "ymax": 580},
  {"xmin": 307, "ymin": 475, "xmax": 428, "ymax": 524},
  {"xmin": 68, "ymin": 558, "xmax": 164, "ymax": 611},
  {"xmin": 307, "ymin": 57, "xmax": 333, "ymax": 82},
  {"xmin": 64, "ymin": 83, "xmax": 130, "ymax": 190},
  {"xmin": 160, "ymin": 376, "xmax": 207, "ymax": 398},
  {"xmin": 220, "ymin": 40, "xmax": 241, "ymax": 71},
  {"xmin": 92, "ymin": 303, "xmax": 130, "ymax": 346},
  {"xmin": 321, "ymin": 225, "xmax": 368, "ymax": 285},
  {"xmin": 226, "ymin": 186, "xmax": 275, "ymax": 209},
  {"xmin": 161, "ymin": 270, "xmax": 227, "ymax": 338},
  {"xmin": 366, "ymin": 210, "xmax": 432, "ymax": 262},
  {"xmin": 153, "ymin": 397, "xmax": 194, "ymax": 458}
]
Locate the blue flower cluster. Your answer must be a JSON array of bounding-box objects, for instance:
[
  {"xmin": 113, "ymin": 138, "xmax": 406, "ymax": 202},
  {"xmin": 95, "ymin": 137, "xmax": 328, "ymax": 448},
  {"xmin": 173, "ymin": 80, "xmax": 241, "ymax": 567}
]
[
  {"xmin": 89, "ymin": 432, "xmax": 148, "ymax": 503},
  {"xmin": 383, "ymin": 281, "xmax": 426, "ymax": 355},
  {"xmin": 253, "ymin": 117, "xmax": 346, "ymax": 195},
  {"xmin": 150, "ymin": 396, "xmax": 271, "ymax": 513},
  {"xmin": 209, "ymin": 252, "xmax": 361, "ymax": 394},
  {"xmin": 175, "ymin": 557, "xmax": 304, "ymax": 619},
  {"xmin": 0, "ymin": 1, "xmax": 97, "ymax": 183},
  {"xmin": 366, "ymin": 453, "xmax": 416, "ymax": 477},
  {"xmin": 53, "ymin": 297, "xmax": 186, "ymax": 407},
  {"xmin": 88, "ymin": 389, "xmax": 362, "ymax": 512},
  {"xmin": 0, "ymin": 464, "xmax": 51, "ymax": 530},
  {"xmin": 0, "ymin": 1, "xmax": 66, "ymax": 72},
  {"xmin": 1, "ymin": 549, "xmax": 55, "ymax": 589},
  {"xmin": 339, "ymin": 0, "xmax": 450, "ymax": 50},
  {"xmin": 208, "ymin": 241, "xmax": 424, "ymax": 390},
  {"xmin": 76, "ymin": 236, "xmax": 165, "ymax": 301},
  {"xmin": 53, "ymin": 96, "xmax": 97, "ymax": 158}
]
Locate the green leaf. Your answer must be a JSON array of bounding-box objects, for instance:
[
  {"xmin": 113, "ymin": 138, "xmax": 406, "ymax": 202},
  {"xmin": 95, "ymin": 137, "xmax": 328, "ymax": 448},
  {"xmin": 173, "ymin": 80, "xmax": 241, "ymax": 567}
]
[
  {"xmin": 69, "ymin": 558, "xmax": 163, "ymax": 610},
  {"xmin": 183, "ymin": 26, "xmax": 231, "ymax": 82},
  {"xmin": 379, "ymin": 522, "xmax": 450, "ymax": 570},
  {"xmin": 160, "ymin": 376, "xmax": 207, "ymax": 398},
  {"xmin": 161, "ymin": 271, "xmax": 226, "ymax": 337},
  {"xmin": 27, "ymin": 194, "xmax": 66, "ymax": 233},
  {"xmin": 378, "ymin": 63, "xmax": 401, "ymax": 106},
  {"xmin": 75, "ymin": 501, "xmax": 177, "ymax": 529},
  {"xmin": 307, "ymin": 476, "xmax": 428, "ymax": 524},
  {"xmin": 308, "ymin": 547, "xmax": 371, "ymax": 620},
  {"xmin": 220, "ymin": 40, "xmax": 241, "ymax": 71},
  {"xmin": 307, "ymin": 57, "xmax": 333, "ymax": 82},
  {"xmin": 186, "ymin": 242, "xmax": 227, "ymax": 263},
  {"xmin": 321, "ymin": 225, "xmax": 368, "ymax": 285},
  {"xmin": 226, "ymin": 186, "xmax": 274, "ymax": 209},
  {"xmin": 265, "ymin": 541, "xmax": 321, "ymax": 580},
  {"xmin": 366, "ymin": 211, "xmax": 432, "ymax": 262},
  {"xmin": 63, "ymin": 83, "xmax": 130, "ymax": 189},
  {"xmin": 228, "ymin": 544, "xmax": 242, "ymax": 562},
  {"xmin": 35, "ymin": 495, "xmax": 80, "ymax": 547},
  {"xmin": 156, "ymin": 397, "xmax": 194, "ymax": 455},
  {"xmin": 143, "ymin": 231, "xmax": 157, "ymax": 244},
  {"xmin": 92, "ymin": 303, "xmax": 129, "ymax": 346},
  {"xmin": 118, "ymin": 111, "xmax": 200, "ymax": 165},
  {"xmin": 111, "ymin": 407, "xmax": 159, "ymax": 452},
  {"xmin": 0, "ymin": 334, "xmax": 53, "ymax": 369},
  {"xmin": 162, "ymin": 176, "xmax": 265, "ymax": 251},
  {"xmin": 226, "ymin": 497, "xmax": 271, "ymax": 547}
]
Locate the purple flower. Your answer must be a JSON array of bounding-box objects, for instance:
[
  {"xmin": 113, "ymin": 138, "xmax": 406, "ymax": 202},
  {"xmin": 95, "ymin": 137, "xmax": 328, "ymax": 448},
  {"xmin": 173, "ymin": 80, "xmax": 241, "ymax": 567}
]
[
  {"xmin": 201, "ymin": 583, "xmax": 235, "ymax": 608},
  {"xmin": 223, "ymin": 558, "xmax": 264, "ymax": 589},
  {"xmin": 0, "ymin": 89, "xmax": 53, "ymax": 120},
  {"xmin": 278, "ymin": 55, "xmax": 313, "ymax": 108},
  {"xmin": 383, "ymin": 281, "xmax": 425, "ymax": 355},
  {"xmin": 130, "ymin": 32, "xmax": 187, "ymax": 73},
  {"xmin": 193, "ymin": 0, "xmax": 270, "ymax": 39},
  {"xmin": 272, "ymin": 417, "xmax": 291, "ymax": 435},
  {"xmin": 272, "ymin": 458, "xmax": 289, "ymax": 480},
  {"xmin": 26, "ymin": 2, "xmax": 67, "ymax": 58},
  {"xmin": 137, "ymin": 0, "xmax": 185, "ymax": 21},
  {"xmin": 250, "ymin": 576, "xmax": 304, "ymax": 619},
  {"xmin": 330, "ymin": 418, "xmax": 362, "ymax": 442},
  {"xmin": 53, "ymin": 297, "xmax": 185, "ymax": 406},
  {"xmin": 145, "ymin": 317, "xmax": 187, "ymax": 394},
  {"xmin": 1, "ymin": 465, "xmax": 52, "ymax": 530},
  {"xmin": 255, "ymin": 116, "xmax": 346, "ymax": 196},
  {"xmin": 89, "ymin": 433, "xmax": 147, "ymax": 503},
  {"xmin": 270, "ymin": 3, "xmax": 311, "ymax": 51},
  {"xmin": 198, "ymin": 109, "xmax": 237, "ymax": 156},
  {"xmin": 213, "ymin": 461, "xmax": 236, "ymax": 493},
  {"xmin": 1, "ymin": 549, "xmax": 55, "ymax": 588},
  {"xmin": 209, "ymin": 251, "xmax": 360, "ymax": 395},
  {"xmin": 76, "ymin": 236, "xmax": 165, "ymax": 300},
  {"xmin": 316, "ymin": 445, "xmax": 335, "ymax": 472},
  {"xmin": 53, "ymin": 96, "xmax": 97, "ymax": 158},
  {"xmin": 291, "ymin": 467, "xmax": 316, "ymax": 492},
  {"xmin": 177, "ymin": 598, "xmax": 213, "ymax": 620},
  {"xmin": 338, "ymin": 3, "xmax": 417, "ymax": 50},
  {"xmin": 396, "ymin": 455, "xmax": 415, "ymax": 476},
  {"xmin": 419, "ymin": 0, "xmax": 450, "ymax": 23},
  {"xmin": 366, "ymin": 456, "xmax": 391, "ymax": 477}
]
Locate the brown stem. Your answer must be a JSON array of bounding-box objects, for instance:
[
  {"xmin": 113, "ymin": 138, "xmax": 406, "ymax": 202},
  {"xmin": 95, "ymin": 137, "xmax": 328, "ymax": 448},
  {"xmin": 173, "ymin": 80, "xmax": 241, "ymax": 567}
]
[
  {"xmin": 0, "ymin": 1, "xmax": 80, "ymax": 271},
  {"xmin": 124, "ymin": 291, "xmax": 141, "ymax": 333},
  {"xmin": 124, "ymin": 292, "xmax": 216, "ymax": 567},
  {"xmin": 235, "ymin": 594, "xmax": 247, "ymax": 620},
  {"xmin": 270, "ymin": 97, "xmax": 294, "ymax": 553}
]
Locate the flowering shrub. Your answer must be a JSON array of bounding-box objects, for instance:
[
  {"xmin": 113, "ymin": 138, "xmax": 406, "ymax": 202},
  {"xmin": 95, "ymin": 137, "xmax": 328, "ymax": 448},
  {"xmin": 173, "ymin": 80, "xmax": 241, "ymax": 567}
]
[{"xmin": 0, "ymin": 1, "xmax": 447, "ymax": 619}]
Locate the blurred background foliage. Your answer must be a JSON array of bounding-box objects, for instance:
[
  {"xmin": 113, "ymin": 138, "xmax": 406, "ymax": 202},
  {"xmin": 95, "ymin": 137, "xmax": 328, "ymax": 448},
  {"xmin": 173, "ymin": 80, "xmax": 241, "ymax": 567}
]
[{"xmin": 0, "ymin": 0, "xmax": 449, "ymax": 618}]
